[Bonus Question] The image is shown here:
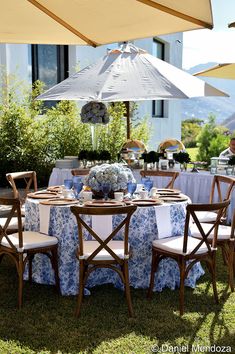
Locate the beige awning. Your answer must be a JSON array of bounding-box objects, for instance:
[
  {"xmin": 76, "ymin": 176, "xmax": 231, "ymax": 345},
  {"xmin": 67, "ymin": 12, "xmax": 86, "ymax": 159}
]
[
  {"xmin": 194, "ymin": 63, "xmax": 235, "ymax": 80},
  {"xmin": 0, "ymin": 0, "xmax": 213, "ymax": 46}
]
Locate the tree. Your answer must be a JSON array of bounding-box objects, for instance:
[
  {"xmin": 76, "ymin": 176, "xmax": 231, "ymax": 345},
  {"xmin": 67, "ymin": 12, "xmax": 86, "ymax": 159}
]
[{"xmin": 181, "ymin": 118, "xmax": 203, "ymax": 148}]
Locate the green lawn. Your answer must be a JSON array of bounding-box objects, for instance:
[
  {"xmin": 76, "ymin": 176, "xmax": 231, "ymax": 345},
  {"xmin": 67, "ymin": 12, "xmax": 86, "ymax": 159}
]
[{"xmin": 0, "ymin": 251, "xmax": 234, "ymax": 354}]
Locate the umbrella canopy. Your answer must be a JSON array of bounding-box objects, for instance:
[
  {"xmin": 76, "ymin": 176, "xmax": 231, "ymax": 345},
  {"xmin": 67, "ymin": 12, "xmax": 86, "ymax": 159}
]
[
  {"xmin": 158, "ymin": 138, "xmax": 185, "ymax": 152},
  {"xmin": 1, "ymin": 0, "xmax": 213, "ymax": 46},
  {"xmin": 195, "ymin": 63, "xmax": 235, "ymax": 80},
  {"xmin": 37, "ymin": 43, "xmax": 227, "ymax": 102}
]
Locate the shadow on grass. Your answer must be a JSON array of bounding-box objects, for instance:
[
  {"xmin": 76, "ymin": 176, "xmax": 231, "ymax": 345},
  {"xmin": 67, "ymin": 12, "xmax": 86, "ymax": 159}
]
[{"xmin": 0, "ymin": 251, "xmax": 234, "ymax": 354}]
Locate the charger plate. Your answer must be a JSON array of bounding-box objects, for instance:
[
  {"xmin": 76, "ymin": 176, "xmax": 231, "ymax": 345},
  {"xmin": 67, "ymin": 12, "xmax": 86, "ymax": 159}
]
[
  {"xmin": 27, "ymin": 191, "xmax": 59, "ymax": 199},
  {"xmin": 40, "ymin": 198, "xmax": 79, "ymax": 206},
  {"xmin": 84, "ymin": 200, "xmax": 123, "ymax": 207},
  {"xmin": 47, "ymin": 185, "xmax": 63, "ymax": 192},
  {"xmin": 156, "ymin": 188, "xmax": 181, "ymax": 195},
  {"xmin": 125, "ymin": 199, "xmax": 163, "ymax": 207},
  {"xmin": 158, "ymin": 194, "xmax": 188, "ymax": 202}
]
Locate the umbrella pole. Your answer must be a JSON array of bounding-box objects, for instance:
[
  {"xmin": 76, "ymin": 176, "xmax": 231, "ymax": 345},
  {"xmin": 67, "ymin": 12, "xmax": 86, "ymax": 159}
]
[{"xmin": 124, "ymin": 101, "xmax": 130, "ymax": 139}]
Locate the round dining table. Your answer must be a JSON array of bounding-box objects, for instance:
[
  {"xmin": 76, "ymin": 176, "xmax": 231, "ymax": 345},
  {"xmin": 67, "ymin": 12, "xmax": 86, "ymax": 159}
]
[{"xmin": 24, "ymin": 196, "xmax": 204, "ymax": 296}]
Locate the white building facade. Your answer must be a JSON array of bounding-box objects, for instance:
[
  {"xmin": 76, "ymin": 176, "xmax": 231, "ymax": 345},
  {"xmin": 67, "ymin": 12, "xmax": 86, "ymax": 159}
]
[{"xmin": 0, "ymin": 33, "xmax": 183, "ymax": 150}]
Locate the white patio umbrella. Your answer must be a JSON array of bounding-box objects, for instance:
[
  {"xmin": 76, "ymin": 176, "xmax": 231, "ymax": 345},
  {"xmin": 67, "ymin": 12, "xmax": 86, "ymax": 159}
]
[
  {"xmin": 1, "ymin": 0, "xmax": 213, "ymax": 46},
  {"xmin": 37, "ymin": 43, "xmax": 228, "ymax": 138}
]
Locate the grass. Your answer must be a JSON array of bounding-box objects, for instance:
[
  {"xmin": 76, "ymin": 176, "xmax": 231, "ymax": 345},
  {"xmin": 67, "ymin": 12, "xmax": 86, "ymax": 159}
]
[
  {"xmin": 0, "ymin": 251, "xmax": 234, "ymax": 354},
  {"xmin": 187, "ymin": 147, "xmax": 198, "ymax": 162}
]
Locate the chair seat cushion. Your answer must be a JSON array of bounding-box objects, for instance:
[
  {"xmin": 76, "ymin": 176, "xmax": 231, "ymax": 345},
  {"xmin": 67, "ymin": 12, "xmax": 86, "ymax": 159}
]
[
  {"xmin": 0, "ymin": 217, "xmax": 25, "ymax": 230},
  {"xmin": 152, "ymin": 236, "xmax": 208, "ymax": 255},
  {"xmin": 1, "ymin": 231, "xmax": 58, "ymax": 251},
  {"xmin": 191, "ymin": 223, "xmax": 232, "ymax": 240},
  {"xmin": 195, "ymin": 211, "xmax": 218, "ymax": 223},
  {"xmin": 79, "ymin": 241, "xmax": 129, "ymax": 261}
]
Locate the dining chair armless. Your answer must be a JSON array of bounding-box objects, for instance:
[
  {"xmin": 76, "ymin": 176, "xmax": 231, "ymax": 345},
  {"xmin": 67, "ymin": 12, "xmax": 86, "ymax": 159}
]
[
  {"xmin": 71, "ymin": 169, "xmax": 90, "ymax": 176},
  {"xmin": 0, "ymin": 197, "xmax": 60, "ymax": 308},
  {"xmin": 196, "ymin": 175, "xmax": 235, "ymax": 224},
  {"xmin": 71, "ymin": 204, "xmax": 137, "ymax": 317},
  {"xmin": 140, "ymin": 170, "xmax": 179, "ymax": 189},
  {"xmin": 191, "ymin": 206, "xmax": 235, "ymax": 291},
  {"xmin": 147, "ymin": 199, "xmax": 230, "ymax": 316},
  {"xmin": 6, "ymin": 171, "xmax": 38, "ymax": 202}
]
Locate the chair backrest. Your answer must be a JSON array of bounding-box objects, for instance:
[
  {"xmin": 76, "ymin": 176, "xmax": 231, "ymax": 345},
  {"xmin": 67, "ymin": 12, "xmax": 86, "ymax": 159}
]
[
  {"xmin": 0, "ymin": 198, "xmax": 23, "ymax": 252},
  {"xmin": 184, "ymin": 200, "xmax": 230, "ymax": 256},
  {"xmin": 6, "ymin": 171, "xmax": 37, "ymax": 203},
  {"xmin": 209, "ymin": 175, "xmax": 235, "ymax": 219},
  {"xmin": 71, "ymin": 169, "xmax": 90, "ymax": 176},
  {"xmin": 140, "ymin": 170, "xmax": 179, "ymax": 189},
  {"xmin": 71, "ymin": 205, "xmax": 137, "ymax": 263}
]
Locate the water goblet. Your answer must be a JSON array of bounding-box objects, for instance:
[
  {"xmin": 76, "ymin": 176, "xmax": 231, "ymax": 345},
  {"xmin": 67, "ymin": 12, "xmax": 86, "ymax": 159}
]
[
  {"xmin": 64, "ymin": 179, "xmax": 73, "ymax": 190},
  {"xmin": 143, "ymin": 179, "xmax": 153, "ymax": 196},
  {"xmin": 127, "ymin": 181, "xmax": 137, "ymax": 199},
  {"xmin": 101, "ymin": 182, "xmax": 111, "ymax": 201},
  {"xmin": 73, "ymin": 181, "xmax": 84, "ymax": 199},
  {"xmin": 73, "ymin": 176, "xmax": 82, "ymax": 184}
]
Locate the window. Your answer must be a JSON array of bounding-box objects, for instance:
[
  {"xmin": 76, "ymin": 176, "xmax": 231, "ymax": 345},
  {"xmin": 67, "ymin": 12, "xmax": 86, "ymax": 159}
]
[
  {"xmin": 31, "ymin": 45, "xmax": 68, "ymax": 107},
  {"xmin": 152, "ymin": 39, "xmax": 165, "ymax": 117}
]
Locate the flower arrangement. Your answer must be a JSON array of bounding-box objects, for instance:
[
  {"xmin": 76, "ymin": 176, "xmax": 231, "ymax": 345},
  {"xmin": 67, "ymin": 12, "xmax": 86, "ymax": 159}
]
[
  {"xmin": 81, "ymin": 101, "xmax": 109, "ymax": 124},
  {"xmin": 84, "ymin": 163, "xmax": 135, "ymax": 192},
  {"xmin": 228, "ymin": 155, "xmax": 235, "ymax": 166}
]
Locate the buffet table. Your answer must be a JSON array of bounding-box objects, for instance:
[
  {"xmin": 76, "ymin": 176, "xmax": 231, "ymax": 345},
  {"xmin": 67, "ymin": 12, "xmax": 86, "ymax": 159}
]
[
  {"xmin": 24, "ymin": 198, "xmax": 204, "ymax": 296},
  {"xmin": 48, "ymin": 168, "xmax": 234, "ymax": 222}
]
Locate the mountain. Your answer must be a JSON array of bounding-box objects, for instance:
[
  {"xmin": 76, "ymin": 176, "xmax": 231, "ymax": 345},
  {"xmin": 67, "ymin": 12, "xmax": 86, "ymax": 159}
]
[
  {"xmin": 222, "ymin": 113, "xmax": 235, "ymax": 131},
  {"xmin": 182, "ymin": 62, "xmax": 235, "ymax": 124}
]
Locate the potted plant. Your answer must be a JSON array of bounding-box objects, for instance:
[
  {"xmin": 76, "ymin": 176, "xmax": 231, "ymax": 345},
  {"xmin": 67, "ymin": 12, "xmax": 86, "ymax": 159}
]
[
  {"xmin": 174, "ymin": 152, "xmax": 191, "ymax": 171},
  {"xmin": 227, "ymin": 155, "xmax": 235, "ymax": 175}
]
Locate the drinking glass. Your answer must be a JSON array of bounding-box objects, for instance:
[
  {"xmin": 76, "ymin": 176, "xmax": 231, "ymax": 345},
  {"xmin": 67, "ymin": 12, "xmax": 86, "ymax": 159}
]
[
  {"xmin": 143, "ymin": 179, "xmax": 153, "ymax": 195},
  {"xmin": 127, "ymin": 182, "xmax": 137, "ymax": 199},
  {"xmin": 64, "ymin": 179, "xmax": 73, "ymax": 190},
  {"xmin": 73, "ymin": 181, "xmax": 84, "ymax": 199},
  {"xmin": 101, "ymin": 182, "xmax": 111, "ymax": 200},
  {"xmin": 73, "ymin": 176, "xmax": 82, "ymax": 184}
]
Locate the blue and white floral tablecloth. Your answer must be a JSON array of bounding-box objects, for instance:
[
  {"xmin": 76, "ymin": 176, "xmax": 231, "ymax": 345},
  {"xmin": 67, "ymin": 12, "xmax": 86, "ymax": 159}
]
[{"xmin": 24, "ymin": 200, "xmax": 204, "ymax": 296}]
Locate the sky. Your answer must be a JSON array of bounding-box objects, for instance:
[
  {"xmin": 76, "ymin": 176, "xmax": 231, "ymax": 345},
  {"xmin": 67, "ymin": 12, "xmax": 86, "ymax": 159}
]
[{"xmin": 182, "ymin": 0, "xmax": 235, "ymax": 69}]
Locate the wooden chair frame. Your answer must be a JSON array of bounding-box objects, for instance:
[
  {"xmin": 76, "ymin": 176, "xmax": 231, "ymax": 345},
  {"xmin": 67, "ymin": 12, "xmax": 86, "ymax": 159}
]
[
  {"xmin": 140, "ymin": 170, "xmax": 179, "ymax": 189},
  {"xmin": 6, "ymin": 171, "xmax": 38, "ymax": 203},
  {"xmin": 71, "ymin": 204, "xmax": 137, "ymax": 317},
  {"xmin": 71, "ymin": 169, "xmax": 90, "ymax": 176},
  {"xmin": 209, "ymin": 175, "xmax": 235, "ymax": 221},
  {"xmin": 0, "ymin": 197, "xmax": 59, "ymax": 308},
  {"xmin": 147, "ymin": 199, "xmax": 230, "ymax": 316}
]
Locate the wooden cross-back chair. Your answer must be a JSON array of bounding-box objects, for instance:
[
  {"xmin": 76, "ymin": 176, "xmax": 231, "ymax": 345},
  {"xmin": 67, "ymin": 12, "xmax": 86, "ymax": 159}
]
[
  {"xmin": 70, "ymin": 204, "xmax": 137, "ymax": 317},
  {"xmin": 192, "ymin": 206, "xmax": 235, "ymax": 292},
  {"xmin": 147, "ymin": 199, "xmax": 230, "ymax": 316},
  {"xmin": 71, "ymin": 169, "xmax": 90, "ymax": 176},
  {"xmin": 140, "ymin": 170, "xmax": 179, "ymax": 189},
  {"xmin": 196, "ymin": 175, "xmax": 235, "ymax": 224},
  {"xmin": 0, "ymin": 197, "xmax": 60, "ymax": 308},
  {"xmin": 6, "ymin": 171, "xmax": 38, "ymax": 203}
]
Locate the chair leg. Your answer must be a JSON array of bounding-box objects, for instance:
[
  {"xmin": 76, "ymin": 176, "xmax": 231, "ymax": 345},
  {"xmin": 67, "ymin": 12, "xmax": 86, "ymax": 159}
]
[
  {"xmin": 76, "ymin": 261, "xmax": 85, "ymax": 317},
  {"xmin": 206, "ymin": 255, "xmax": 219, "ymax": 304},
  {"xmin": 0, "ymin": 253, "xmax": 4, "ymax": 265},
  {"xmin": 18, "ymin": 255, "xmax": 24, "ymax": 309},
  {"xmin": 228, "ymin": 241, "xmax": 234, "ymax": 292},
  {"xmin": 147, "ymin": 250, "xmax": 159, "ymax": 299},
  {"xmin": 179, "ymin": 258, "xmax": 186, "ymax": 316},
  {"xmin": 123, "ymin": 261, "xmax": 133, "ymax": 317},
  {"xmin": 51, "ymin": 247, "xmax": 60, "ymax": 293}
]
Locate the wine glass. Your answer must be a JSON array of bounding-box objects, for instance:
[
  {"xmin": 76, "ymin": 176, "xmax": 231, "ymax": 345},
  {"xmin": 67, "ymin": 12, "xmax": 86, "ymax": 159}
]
[
  {"xmin": 127, "ymin": 181, "xmax": 137, "ymax": 199},
  {"xmin": 64, "ymin": 179, "xmax": 73, "ymax": 190},
  {"xmin": 143, "ymin": 179, "xmax": 153, "ymax": 196},
  {"xmin": 101, "ymin": 182, "xmax": 111, "ymax": 201},
  {"xmin": 73, "ymin": 176, "xmax": 83, "ymax": 184},
  {"xmin": 73, "ymin": 181, "xmax": 84, "ymax": 199}
]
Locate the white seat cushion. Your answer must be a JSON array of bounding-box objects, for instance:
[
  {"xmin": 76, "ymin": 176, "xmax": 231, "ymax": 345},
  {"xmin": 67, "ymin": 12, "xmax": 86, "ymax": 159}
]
[
  {"xmin": 191, "ymin": 223, "xmax": 232, "ymax": 241},
  {"xmin": 80, "ymin": 241, "xmax": 129, "ymax": 261},
  {"xmin": 195, "ymin": 211, "xmax": 218, "ymax": 223},
  {"xmin": 0, "ymin": 217, "xmax": 25, "ymax": 230},
  {"xmin": 1, "ymin": 231, "xmax": 58, "ymax": 251},
  {"xmin": 152, "ymin": 236, "xmax": 208, "ymax": 255}
]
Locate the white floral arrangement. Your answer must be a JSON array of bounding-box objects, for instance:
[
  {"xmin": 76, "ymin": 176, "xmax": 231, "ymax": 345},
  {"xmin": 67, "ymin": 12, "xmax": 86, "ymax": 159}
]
[
  {"xmin": 84, "ymin": 163, "xmax": 136, "ymax": 192},
  {"xmin": 81, "ymin": 101, "xmax": 109, "ymax": 124}
]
